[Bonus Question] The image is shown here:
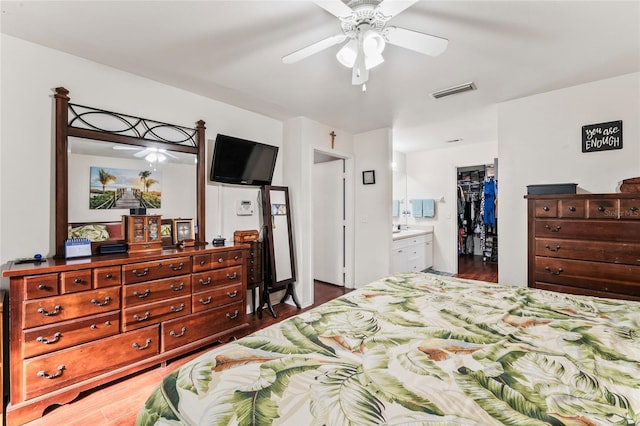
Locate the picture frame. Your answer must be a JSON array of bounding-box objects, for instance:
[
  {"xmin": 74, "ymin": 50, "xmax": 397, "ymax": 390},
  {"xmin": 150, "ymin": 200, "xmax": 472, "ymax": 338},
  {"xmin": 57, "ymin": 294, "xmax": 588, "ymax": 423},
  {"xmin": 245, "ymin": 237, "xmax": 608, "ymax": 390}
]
[
  {"xmin": 161, "ymin": 219, "xmax": 173, "ymax": 246},
  {"xmin": 172, "ymin": 218, "xmax": 194, "ymax": 244},
  {"xmin": 362, "ymin": 170, "xmax": 376, "ymax": 185}
]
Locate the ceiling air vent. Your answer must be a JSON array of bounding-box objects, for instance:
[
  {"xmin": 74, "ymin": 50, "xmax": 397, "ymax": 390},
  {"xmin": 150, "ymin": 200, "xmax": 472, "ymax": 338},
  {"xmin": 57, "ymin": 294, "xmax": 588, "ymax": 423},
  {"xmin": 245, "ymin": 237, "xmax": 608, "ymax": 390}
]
[{"xmin": 431, "ymin": 82, "xmax": 476, "ymax": 99}]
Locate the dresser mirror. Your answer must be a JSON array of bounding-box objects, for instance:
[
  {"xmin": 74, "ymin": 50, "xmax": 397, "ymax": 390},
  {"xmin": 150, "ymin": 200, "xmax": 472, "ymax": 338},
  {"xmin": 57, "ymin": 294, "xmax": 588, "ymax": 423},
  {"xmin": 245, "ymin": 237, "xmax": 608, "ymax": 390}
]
[{"xmin": 54, "ymin": 87, "xmax": 206, "ymax": 257}]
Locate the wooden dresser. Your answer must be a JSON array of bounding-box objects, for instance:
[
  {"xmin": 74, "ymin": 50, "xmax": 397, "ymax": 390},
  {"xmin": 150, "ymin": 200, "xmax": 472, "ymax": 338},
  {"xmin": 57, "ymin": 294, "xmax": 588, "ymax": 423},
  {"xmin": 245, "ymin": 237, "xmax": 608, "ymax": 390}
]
[
  {"xmin": 527, "ymin": 193, "xmax": 640, "ymax": 300},
  {"xmin": 2, "ymin": 244, "xmax": 249, "ymax": 425},
  {"xmin": 245, "ymin": 241, "xmax": 263, "ymax": 314}
]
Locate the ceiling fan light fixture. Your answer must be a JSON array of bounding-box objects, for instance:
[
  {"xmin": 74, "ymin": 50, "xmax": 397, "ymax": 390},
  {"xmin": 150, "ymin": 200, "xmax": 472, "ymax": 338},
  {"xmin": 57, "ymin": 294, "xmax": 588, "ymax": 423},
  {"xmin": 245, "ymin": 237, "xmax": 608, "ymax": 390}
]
[
  {"xmin": 362, "ymin": 30, "xmax": 385, "ymax": 56},
  {"xmin": 365, "ymin": 53, "xmax": 384, "ymax": 70},
  {"xmin": 336, "ymin": 39, "xmax": 358, "ymax": 67}
]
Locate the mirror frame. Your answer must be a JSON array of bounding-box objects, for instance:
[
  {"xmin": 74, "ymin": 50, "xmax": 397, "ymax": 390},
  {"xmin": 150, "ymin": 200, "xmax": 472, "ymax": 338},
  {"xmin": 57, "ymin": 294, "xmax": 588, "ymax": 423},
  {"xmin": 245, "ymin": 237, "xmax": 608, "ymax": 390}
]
[
  {"xmin": 54, "ymin": 87, "xmax": 206, "ymax": 257},
  {"xmin": 262, "ymin": 185, "xmax": 296, "ymax": 289}
]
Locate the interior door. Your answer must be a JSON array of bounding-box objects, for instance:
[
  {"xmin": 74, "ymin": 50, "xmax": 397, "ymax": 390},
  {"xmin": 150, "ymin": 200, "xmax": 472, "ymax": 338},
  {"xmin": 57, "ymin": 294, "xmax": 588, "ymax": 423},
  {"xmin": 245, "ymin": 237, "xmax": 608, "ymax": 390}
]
[{"xmin": 313, "ymin": 159, "xmax": 345, "ymax": 286}]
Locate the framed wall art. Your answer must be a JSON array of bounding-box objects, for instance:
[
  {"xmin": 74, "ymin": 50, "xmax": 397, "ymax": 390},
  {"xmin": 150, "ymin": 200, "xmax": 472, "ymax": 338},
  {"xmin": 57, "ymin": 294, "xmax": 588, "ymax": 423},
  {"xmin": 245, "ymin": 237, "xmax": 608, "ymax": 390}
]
[{"xmin": 362, "ymin": 170, "xmax": 376, "ymax": 185}]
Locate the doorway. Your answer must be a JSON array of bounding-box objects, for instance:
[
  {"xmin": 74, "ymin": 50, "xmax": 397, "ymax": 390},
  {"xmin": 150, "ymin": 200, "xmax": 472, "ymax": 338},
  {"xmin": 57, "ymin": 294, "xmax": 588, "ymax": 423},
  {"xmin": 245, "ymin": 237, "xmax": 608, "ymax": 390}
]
[
  {"xmin": 456, "ymin": 163, "xmax": 498, "ymax": 282},
  {"xmin": 312, "ymin": 152, "xmax": 345, "ymax": 287}
]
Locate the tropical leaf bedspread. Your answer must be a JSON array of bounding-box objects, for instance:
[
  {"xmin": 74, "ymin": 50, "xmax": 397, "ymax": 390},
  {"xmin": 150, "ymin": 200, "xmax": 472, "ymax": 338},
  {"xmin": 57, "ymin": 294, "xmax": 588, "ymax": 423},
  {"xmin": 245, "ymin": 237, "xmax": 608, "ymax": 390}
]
[{"xmin": 136, "ymin": 272, "xmax": 640, "ymax": 425}]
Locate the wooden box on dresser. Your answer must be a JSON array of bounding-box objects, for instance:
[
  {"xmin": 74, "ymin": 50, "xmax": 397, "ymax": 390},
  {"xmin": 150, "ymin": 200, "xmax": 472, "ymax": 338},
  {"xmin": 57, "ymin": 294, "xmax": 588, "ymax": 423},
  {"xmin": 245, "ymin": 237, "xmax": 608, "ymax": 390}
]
[
  {"xmin": 2, "ymin": 244, "xmax": 249, "ymax": 425},
  {"xmin": 526, "ymin": 193, "xmax": 640, "ymax": 301}
]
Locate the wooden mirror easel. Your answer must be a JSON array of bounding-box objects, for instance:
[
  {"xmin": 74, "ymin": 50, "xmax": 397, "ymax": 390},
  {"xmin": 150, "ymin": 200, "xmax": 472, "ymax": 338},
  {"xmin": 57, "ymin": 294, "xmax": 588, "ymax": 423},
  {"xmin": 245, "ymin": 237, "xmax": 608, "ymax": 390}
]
[
  {"xmin": 54, "ymin": 87, "xmax": 206, "ymax": 257},
  {"xmin": 261, "ymin": 185, "xmax": 300, "ymax": 317}
]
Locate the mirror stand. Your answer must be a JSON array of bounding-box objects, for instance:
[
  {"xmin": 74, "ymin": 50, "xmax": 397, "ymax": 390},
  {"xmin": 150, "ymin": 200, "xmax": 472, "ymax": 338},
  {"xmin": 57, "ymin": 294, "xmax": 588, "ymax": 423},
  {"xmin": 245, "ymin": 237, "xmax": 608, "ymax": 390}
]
[{"xmin": 261, "ymin": 186, "xmax": 300, "ymax": 317}]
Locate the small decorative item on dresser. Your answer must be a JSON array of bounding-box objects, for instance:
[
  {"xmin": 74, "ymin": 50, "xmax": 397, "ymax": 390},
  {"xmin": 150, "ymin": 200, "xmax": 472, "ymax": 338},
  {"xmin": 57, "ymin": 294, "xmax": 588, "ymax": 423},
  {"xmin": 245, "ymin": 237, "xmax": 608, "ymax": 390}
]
[
  {"xmin": 172, "ymin": 218, "xmax": 194, "ymax": 245},
  {"xmin": 234, "ymin": 229, "xmax": 259, "ymax": 243},
  {"xmin": 619, "ymin": 177, "xmax": 640, "ymax": 193}
]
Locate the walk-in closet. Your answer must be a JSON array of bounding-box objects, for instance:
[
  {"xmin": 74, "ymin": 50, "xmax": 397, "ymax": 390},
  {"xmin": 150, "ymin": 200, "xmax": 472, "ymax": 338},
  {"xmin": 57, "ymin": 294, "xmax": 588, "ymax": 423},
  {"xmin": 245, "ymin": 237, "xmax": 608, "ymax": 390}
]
[{"xmin": 456, "ymin": 162, "xmax": 498, "ymax": 281}]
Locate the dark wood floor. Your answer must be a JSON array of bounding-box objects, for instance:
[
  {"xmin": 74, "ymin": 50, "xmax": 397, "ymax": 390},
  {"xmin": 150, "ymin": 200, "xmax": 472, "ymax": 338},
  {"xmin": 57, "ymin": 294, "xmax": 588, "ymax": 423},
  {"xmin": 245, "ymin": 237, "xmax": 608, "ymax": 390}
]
[
  {"xmin": 20, "ymin": 281, "xmax": 352, "ymax": 426},
  {"xmin": 456, "ymin": 254, "xmax": 498, "ymax": 283}
]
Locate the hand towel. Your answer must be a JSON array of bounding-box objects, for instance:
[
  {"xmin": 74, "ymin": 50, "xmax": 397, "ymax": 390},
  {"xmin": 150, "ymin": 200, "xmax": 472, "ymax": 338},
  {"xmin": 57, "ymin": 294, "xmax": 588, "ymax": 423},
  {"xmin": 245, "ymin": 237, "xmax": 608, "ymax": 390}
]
[
  {"xmin": 423, "ymin": 199, "xmax": 435, "ymax": 218},
  {"xmin": 411, "ymin": 199, "xmax": 423, "ymax": 217},
  {"xmin": 392, "ymin": 200, "xmax": 400, "ymax": 217}
]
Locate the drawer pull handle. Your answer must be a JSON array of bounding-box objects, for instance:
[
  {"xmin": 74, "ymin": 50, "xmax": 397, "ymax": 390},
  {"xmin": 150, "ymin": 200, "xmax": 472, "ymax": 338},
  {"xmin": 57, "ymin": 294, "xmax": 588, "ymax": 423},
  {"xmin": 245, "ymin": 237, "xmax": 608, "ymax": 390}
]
[
  {"xmin": 171, "ymin": 282, "xmax": 185, "ymax": 291},
  {"xmin": 199, "ymin": 259, "xmax": 206, "ymax": 265},
  {"xmin": 37, "ymin": 365, "xmax": 65, "ymax": 379},
  {"xmin": 132, "ymin": 338, "xmax": 152, "ymax": 350},
  {"xmin": 199, "ymin": 277, "xmax": 212, "ymax": 286},
  {"xmin": 568, "ymin": 206, "xmax": 576, "ymax": 212},
  {"xmin": 74, "ymin": 278, "xmax": 83, "ymax": 284},
  {"xmin": 598, "ymin": 206, "xmax": 605, "ymax": 212},
  {"xmin": 234, "ymin": 255, "xmax": 240, "ymax": 260},
  {"xmin": 226, "ymin": 310, "xmax": 239, "ymax": 320},
  {"xmin": 38, "ymin": 305, "xmax": 62, "ymax": 316},
  {"xmin": 227, "ymin": 290, "xmax": 238, "ymax": 298},
  {"xmin": 133, "ymin": 289, "xmax": 151, "ymax": 298},
  {"xmin": 170, "ymin": 327, "xmax": 187, "ymax": 338},
  {"xmin": 544, "ymin": 225, "xmax": 561, "ymax": 232},
  {"xmin": 542, "ymin": 206, "xmax": 549, "ymax": 211},
  {"xmin": 630, "ymin": 206, "xmax": 639, "ymax": 212},
  {"xmin": 199, "ymin": 296, "xmax": 212, "ymax": 305},
  {"xmin": 105, "ymin": 273, "xmax": 113, "ymax": 279},
  {"xmin": 544, "ymin": 244, "xmax": 561, "ymax": 252},
  {"xmin": 37, "ymin": 332, "xmax": 62, "ymax": 345},
  {"xmin": 132, "ymin": 268, "xmax": 149, "ymax": 277},
  {"xmin": 227, "ymin": 272, "xmax": 238, "ymax": 280},
  {"xmin": 544, "ymin": 266, "xmax": 564, "ymax": 275},
  {"xmin": 170, "ymin": 303, "xmax": 185, "ymax": 313},
  {"xmin": 134, "ymin": 311, "xmax": 151, "ymax": 322},
  {"xmin": 218, "ymin": 257, "xmax": 224, "ymax": 263},
  {"xmin": 169, "ymin": 262, "xmax": 184, "ymax": 271},
  {"xmin": 91, "ymin": 296, "xmax": 112, "ymax": 306},
  {"xmin": 38, "ymin": 284, "xmax": 48, "ymax": 290}
]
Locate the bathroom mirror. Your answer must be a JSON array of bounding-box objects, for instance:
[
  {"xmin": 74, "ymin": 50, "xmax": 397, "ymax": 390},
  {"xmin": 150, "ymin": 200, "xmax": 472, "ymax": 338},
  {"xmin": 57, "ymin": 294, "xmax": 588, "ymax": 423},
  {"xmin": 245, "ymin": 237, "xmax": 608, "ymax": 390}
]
[{"xmin": 393, "ymin": 170, "xmax": 408, "ymax": 227}]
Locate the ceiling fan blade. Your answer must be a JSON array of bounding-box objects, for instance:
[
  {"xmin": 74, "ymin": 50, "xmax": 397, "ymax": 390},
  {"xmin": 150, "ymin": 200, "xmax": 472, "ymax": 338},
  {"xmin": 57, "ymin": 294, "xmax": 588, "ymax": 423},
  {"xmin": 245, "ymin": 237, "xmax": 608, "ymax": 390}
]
[
  {"xmin": 112, "ymin": 146, "xmax": 140, "ymax": 151},
  {"xmin": 385, "ymin": 26, "xmax": 448, "ymax": 56},
  {"xmin": 159, "ymin": 149, "xmax": 179, "ymax": 160},
  {"xmin": 376, "ymin": 0, "xmax": 419, "ymax": 19},
  {"xmin": 282, "ymin": 33, "xmax": 347, "ymax": 64},
  {"xmin": 313, "ymin": 0, "xmax": 353, "ymax": 19},
  {"xmin": 134, "ymin": 149, "xmax": 151, "ymax": 158}
]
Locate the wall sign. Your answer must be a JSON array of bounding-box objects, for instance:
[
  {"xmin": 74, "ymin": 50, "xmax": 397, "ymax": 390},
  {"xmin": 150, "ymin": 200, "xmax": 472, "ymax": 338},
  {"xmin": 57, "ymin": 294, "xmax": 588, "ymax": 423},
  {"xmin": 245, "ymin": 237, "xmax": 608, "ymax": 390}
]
[{"xmin": 582, "ymin": 120, "xmax": 622, "ymax": 153}]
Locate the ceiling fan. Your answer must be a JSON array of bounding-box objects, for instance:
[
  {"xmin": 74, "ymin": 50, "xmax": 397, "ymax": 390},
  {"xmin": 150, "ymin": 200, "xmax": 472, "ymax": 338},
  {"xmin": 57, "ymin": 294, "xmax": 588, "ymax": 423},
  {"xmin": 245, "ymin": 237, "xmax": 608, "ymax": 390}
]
[
  {"xmin": 282, "ymin": 0, "xmax": 448, "ymax": 88},
  {"xmin": 112, "ymin": 146, "xmax": 179, "ymax": 163}
]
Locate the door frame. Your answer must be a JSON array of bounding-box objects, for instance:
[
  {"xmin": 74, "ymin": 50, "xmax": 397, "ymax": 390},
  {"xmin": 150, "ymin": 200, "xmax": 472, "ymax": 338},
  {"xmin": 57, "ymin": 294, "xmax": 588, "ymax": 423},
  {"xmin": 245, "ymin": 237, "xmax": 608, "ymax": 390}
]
[{"xmin": 310, "ymin": 146, "xmax": 354, "ymax": 290}]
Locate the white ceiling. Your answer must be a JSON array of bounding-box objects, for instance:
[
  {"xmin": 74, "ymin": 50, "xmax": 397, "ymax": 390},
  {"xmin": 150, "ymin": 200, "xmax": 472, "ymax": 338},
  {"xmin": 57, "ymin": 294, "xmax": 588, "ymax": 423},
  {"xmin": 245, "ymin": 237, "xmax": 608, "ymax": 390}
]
[{"xmin": 2, "ymin": 1, "xmax": 639, "ymax": 152}]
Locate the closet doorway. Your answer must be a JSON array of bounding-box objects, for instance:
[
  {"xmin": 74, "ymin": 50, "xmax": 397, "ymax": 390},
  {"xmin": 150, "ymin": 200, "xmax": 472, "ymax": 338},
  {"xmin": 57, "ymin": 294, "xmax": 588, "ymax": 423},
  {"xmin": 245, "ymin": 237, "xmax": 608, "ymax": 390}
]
[
  {"xmin": 312, "ymin": 152, "xmax": 345, "ymax": 287},
  {"xmin": 456, "ymin": 163, "xmax": 498, "ymax": 282}
]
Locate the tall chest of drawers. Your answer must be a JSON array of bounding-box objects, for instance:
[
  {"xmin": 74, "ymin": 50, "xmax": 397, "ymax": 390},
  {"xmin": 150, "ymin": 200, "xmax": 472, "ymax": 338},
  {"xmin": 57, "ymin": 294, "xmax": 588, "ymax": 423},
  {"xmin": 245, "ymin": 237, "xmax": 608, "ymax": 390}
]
[
  {"xmin": 526, "ymin": 193, "xmax": 640, "ymax": 300},
  {"xmin": 2, "ymin": 245, "xmax": 249, "ymax": 425}
]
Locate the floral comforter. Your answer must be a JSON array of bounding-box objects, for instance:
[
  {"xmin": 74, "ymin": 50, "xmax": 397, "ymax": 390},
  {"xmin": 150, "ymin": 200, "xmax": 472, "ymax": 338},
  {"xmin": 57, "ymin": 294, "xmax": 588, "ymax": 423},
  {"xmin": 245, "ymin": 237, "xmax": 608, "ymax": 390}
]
[{"xmin": 136, "ymin": 272, "xmax": 640, "ymax": 425}]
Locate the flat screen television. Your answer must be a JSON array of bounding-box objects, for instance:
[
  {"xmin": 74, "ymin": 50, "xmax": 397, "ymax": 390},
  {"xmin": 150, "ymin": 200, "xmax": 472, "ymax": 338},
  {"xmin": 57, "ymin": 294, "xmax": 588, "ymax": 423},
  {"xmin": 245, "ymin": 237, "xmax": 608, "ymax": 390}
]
[{"xmin": 210, "ymin": 134, "xmax": 278, "ymax": 186}]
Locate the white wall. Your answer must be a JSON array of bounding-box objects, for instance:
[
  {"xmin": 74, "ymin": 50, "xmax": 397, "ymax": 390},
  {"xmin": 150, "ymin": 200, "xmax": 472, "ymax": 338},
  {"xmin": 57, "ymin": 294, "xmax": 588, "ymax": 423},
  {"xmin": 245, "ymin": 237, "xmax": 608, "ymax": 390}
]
[
  {"xmin": 405, "ymin": 141, "xmax": 498, "ymax": 274},
  {"xmin": 353, "ymin": 128, "xmax": 393, "ymax": 287},
  {"xmin": 0, "ymin": 35, "xmax": 283, "ymax": 282},
  {"xmin": 498, "ymin": 72, "xmax": 640, "ymax": 286}
]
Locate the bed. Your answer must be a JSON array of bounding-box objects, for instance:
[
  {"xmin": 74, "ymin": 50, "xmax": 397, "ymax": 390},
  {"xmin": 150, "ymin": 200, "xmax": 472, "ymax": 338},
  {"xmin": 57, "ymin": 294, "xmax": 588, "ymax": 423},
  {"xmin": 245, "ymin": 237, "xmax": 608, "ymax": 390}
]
[{"xmin": 135, "ymin": 272, "xmax": 640, "ymax": 425}]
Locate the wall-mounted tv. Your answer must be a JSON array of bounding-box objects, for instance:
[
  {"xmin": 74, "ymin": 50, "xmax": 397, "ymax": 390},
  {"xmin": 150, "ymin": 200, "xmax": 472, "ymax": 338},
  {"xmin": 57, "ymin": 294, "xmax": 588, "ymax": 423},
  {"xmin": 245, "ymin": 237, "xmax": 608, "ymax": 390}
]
[{"xmin": 210, "ymin": 134, "xmax": 278, "ymax": 186}]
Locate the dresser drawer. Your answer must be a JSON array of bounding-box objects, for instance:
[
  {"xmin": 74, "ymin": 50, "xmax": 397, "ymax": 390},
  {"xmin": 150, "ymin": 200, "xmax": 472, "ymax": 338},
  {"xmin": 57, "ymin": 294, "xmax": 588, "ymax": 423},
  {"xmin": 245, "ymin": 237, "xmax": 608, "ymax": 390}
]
[
  {"xmin": 122, "ymin": 296, "xmax": 191, "ymax": 332},
  {"xmin": 535, "ymin": 219, "xmax": 640, "ymax": 242},
  {"xmin": 587, "ymin": 198, "xmax": 619, "ymax": 219},
  {"xmin": 192, "ymin": 282, "xmax": 243, "ymax": 313},
  {"xmin": 123, "ymin": 275, "xmax": 192, "ymax": 308},
  {"xmin": 161, "ymin": 301, "xmax": 245, "ymax": 352},
  {"xmin": 60, "ymin": 270, "xmax": 92, "ymax": 294},
  {"xmin": 557, "ymin": 199, "xmax": 585, "ymax": 218},
  {"xmin": 192, "ymin": 250, "xmax": 243, "ymax": 272},
  {"xmin": 535, "ymin": 238, "xmax": 640, "ymax": 265},
  {"xmin": 619, "ymin": 199, "xmax": 640, "ymax": 220},
  {"xmin": 532, "ymin": 281, "xmax": 640, "ymax": 301},
  {"xmin": 23, "ymin": 325, "xmax": 159, "ymax": 400},
  {"xmin": 192, "ymin": 265, "xmax": 243, "ymax": 291},
  {"xmin": 23, "ymin": 287, "xmax": 121, "ymax": 328},
  {"xmin": 534, "ymin": 257, "xmax": 640, "ymax": 295},
  {"xmin": 93, "ymin": 266, "xmax": 122, "ymax": 288},
  {"xmin": 122, "ymin": 256, "xmax": 192, "ymax": 284},
  {"xmin": 23, "ymin": 311, "xmax": 120, "ymax": 358},
  {"xmin": 534, "ymin": 200, "xmax": 557, "ymax": 217},
  {"xmin": 24, "ymin": 273, "xmax": 59, "ymax": 300}
]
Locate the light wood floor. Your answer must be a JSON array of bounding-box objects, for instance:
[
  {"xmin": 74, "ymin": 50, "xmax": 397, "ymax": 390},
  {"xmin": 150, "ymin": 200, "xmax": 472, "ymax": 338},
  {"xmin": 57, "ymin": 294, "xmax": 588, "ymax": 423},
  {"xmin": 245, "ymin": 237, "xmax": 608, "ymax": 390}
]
[{"xmin": 17, "ymin": 282, "xmax": 352, "ymax": 426}]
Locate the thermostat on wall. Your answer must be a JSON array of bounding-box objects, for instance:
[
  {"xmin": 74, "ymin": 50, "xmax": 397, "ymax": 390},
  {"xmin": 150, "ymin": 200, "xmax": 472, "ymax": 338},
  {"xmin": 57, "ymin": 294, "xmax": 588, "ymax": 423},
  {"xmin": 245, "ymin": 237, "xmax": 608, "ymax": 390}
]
[{"xmin": 236, "ymin": 200, "xmax": 254, "ymax": 216}]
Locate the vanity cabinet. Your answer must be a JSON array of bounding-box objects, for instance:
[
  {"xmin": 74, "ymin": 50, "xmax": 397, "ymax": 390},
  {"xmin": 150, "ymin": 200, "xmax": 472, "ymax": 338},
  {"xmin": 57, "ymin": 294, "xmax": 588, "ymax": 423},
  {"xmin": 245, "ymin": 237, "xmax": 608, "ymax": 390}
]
[
  {"xmin": 3, "ymin": 245, "xmax": 249, "ymax": 426},
  {"xmin": 391, "ymin": 232, "xmax": 433, "ymax": 273}
]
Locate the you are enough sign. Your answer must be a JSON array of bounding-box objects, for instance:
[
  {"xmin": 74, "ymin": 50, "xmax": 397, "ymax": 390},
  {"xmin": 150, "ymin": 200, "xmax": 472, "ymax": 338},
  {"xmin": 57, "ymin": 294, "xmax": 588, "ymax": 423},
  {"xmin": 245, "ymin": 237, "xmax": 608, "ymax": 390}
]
[{"xmin": 582, "ymin": 120, "xmax": 622, "ymax": 153}]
